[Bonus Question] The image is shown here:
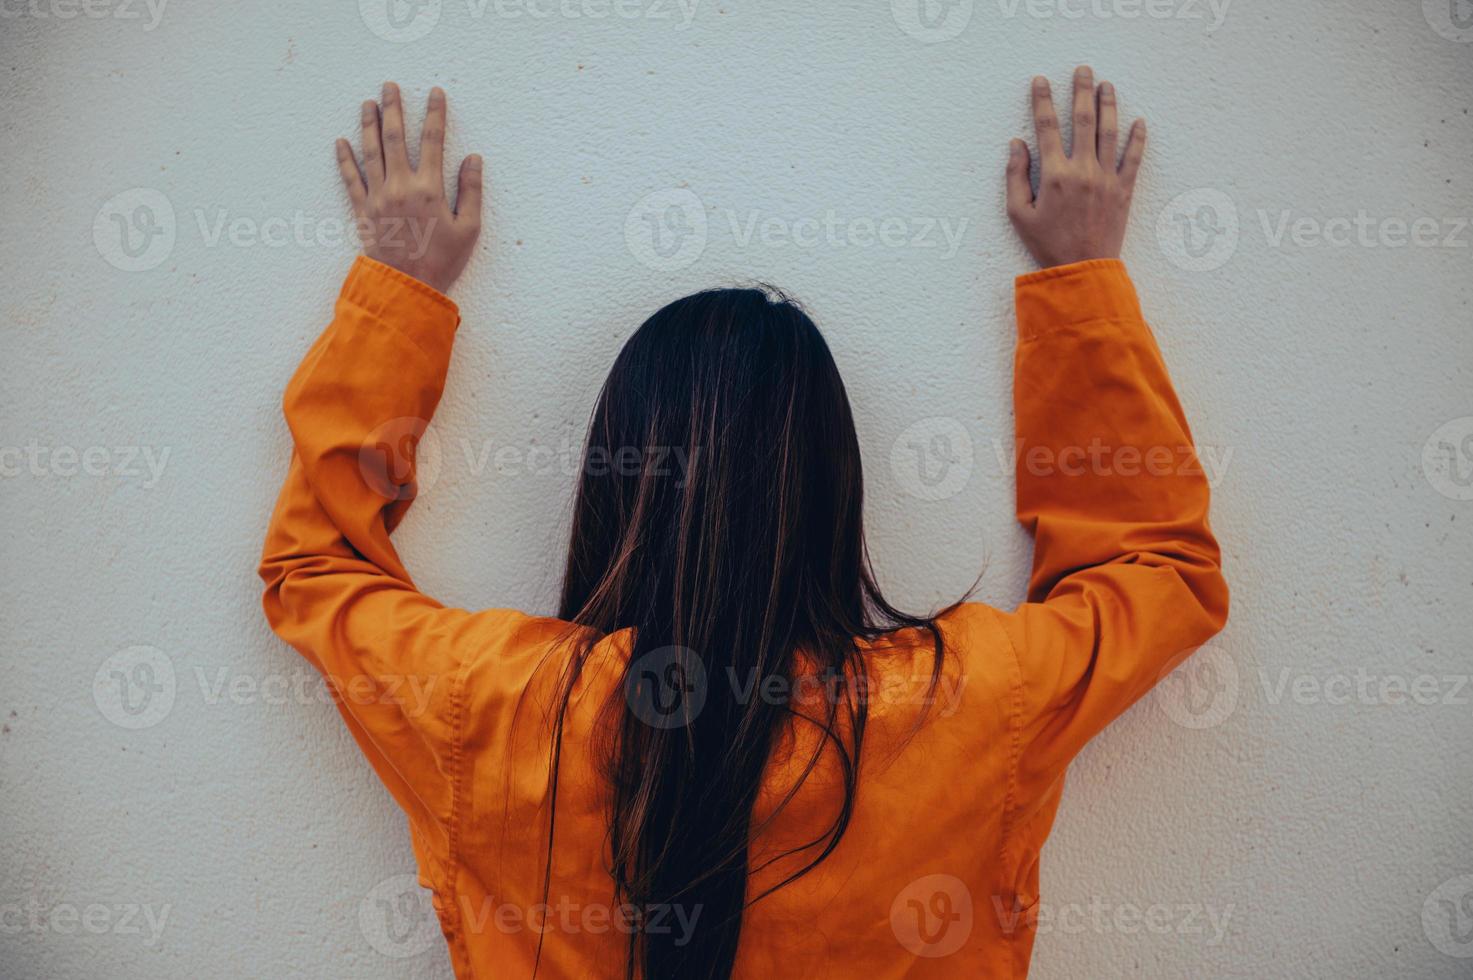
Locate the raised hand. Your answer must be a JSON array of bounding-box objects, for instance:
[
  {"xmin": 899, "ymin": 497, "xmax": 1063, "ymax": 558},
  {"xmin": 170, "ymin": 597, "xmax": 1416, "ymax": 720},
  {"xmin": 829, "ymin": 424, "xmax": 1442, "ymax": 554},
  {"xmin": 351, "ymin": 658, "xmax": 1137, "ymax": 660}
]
[
  {"xmin": 337, "ymin": 82, "xmax": 482, "ymax": 294},
  {"xmin": 1006, "ymin": 66, "xmax": 1146, "ymax": 269}
]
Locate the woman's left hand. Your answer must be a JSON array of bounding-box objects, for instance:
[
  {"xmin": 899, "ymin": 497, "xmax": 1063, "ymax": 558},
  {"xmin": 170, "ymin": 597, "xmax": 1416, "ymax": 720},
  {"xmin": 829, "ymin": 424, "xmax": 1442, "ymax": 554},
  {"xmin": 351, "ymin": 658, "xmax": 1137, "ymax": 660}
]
[{"xmin": 337, "ymin": 82, "xmax": 483, "ymax": 294}]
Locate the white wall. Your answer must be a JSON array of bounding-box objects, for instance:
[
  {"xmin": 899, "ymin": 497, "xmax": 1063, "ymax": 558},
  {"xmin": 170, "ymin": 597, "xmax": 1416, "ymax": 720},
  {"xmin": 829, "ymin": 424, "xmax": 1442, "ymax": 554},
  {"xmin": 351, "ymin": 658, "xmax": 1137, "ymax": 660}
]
[{"xmin": 3, "ymin": 2, "xmax": 1471, "ymax": 977}]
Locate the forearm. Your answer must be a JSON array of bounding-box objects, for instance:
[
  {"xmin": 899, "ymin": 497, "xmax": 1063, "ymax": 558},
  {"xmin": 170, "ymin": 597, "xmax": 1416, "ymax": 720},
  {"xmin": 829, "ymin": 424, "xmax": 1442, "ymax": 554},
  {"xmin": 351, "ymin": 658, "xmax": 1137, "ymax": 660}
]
[
  {"xmin": 259, "ymin": 257, "xmax": 462, "ymax": 659},
  {"xmin": 1012, "ymin": 258, "xmax": 1222, "ymax": 603},
  {"xmin": 279, "ymin": 256, "xmax": 459, "ymax": 559}
]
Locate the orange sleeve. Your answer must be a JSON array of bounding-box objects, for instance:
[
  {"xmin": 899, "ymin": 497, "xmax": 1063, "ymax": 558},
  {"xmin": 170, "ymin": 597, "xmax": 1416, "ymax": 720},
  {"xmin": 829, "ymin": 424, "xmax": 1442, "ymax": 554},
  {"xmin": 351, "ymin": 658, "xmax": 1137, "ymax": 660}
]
[
  {"xmin": 989, "ymin": 258, "xmax": 1230, "ymax": 801},
  {"xmin": 257, "ymin": 256, "xmax": 521, "ymax": 881}
]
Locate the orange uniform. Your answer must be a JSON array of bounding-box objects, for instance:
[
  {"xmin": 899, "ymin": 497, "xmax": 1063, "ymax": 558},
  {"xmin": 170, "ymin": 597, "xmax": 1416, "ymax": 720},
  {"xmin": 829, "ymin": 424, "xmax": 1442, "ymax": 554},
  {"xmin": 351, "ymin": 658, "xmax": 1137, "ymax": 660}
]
[{"xmin": 260, "ymin": 256, "xmax": 1228, "ymax": 978}]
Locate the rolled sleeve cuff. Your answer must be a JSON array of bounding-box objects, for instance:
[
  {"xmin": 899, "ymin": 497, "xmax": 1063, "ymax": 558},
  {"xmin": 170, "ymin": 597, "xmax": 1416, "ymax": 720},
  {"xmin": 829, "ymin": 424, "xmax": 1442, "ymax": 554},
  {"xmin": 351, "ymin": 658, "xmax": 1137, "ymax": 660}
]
[
  {"xmin": 337, "ymin": 256, "xmax": 461, "ymax": 363},
  {"xmin": 1014, "ymin": 258, "xmax": 1143, "ymax": 341}
]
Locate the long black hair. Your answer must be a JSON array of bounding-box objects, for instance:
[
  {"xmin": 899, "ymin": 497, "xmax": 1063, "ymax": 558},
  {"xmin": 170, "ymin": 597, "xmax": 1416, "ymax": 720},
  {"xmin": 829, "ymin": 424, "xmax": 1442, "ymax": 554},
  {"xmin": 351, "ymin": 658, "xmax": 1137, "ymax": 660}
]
[{"xmin": 545, "ymin": 286, "xmax": 950, "ymax": 979}]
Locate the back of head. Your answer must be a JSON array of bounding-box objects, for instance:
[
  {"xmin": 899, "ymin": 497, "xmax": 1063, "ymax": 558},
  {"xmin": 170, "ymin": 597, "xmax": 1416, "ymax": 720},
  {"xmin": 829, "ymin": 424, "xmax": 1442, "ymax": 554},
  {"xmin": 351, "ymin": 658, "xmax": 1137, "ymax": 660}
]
[{"xmin": 550, "ymin": 287, "xmax": 942, "ymax": 979}]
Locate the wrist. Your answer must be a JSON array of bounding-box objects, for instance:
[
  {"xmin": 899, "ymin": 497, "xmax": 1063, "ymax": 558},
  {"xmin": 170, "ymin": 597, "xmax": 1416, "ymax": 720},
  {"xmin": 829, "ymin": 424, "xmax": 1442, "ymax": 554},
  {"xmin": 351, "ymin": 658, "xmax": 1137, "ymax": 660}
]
[
  {"xmin": 1030, "ymin": 245, "xmax": 1123, "ymax": 270},
  {"xmin": 1014, "ymin": 258, "xmax": 1139, "ymax": 339},
  {"xmin": 340, "ymin": 256, "xmax": 461, "ymax": 356}
]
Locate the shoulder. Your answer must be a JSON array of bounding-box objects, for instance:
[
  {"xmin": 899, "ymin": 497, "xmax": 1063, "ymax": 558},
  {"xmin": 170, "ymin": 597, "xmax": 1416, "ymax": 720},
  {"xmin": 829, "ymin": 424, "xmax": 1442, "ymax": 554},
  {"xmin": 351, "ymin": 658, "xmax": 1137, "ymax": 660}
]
[{"xmin": 858, "ymin": 604, "xmax": 1022, "ymax": 735}]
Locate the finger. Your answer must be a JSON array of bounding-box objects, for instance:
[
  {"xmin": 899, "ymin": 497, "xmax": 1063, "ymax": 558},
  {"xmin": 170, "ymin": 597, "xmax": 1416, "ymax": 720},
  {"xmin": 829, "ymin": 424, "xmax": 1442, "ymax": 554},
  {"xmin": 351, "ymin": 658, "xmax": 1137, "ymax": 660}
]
[
  {"xmin": 1119, "ymin": 118, "xmax": 1147, "ymax": 188},
  {"xmin": 380, "ymin": 81, "xmax": 410, "ymax": 176},
  {"xmin": 1096, "ymin": 81, "xmax": 1119, "ymax": 168},
  {"xmin": 1006, "ymin": 139, "xmax": 1033, "ymax": 218},
  {"xmin": 419, "ymin": 87, "xmax": 446, "ymax": 188},
  {"xmin": 360, "ymin": 100, "xmax": 384, "ymax": 190},
  {"xmin": 1070, "ymin": 65, "xmax": 1095, "ymax": 161},
  {"xmin": 336, "ymin": 138, "xmax": 367, "ymax": 215},
  {"xmin": 1031, "ymin": 76, "xmax": 1064, "ymax": 163},
  {"xmin": 455, "ymin": 154, "xmax": 483, "ymax": 226}
]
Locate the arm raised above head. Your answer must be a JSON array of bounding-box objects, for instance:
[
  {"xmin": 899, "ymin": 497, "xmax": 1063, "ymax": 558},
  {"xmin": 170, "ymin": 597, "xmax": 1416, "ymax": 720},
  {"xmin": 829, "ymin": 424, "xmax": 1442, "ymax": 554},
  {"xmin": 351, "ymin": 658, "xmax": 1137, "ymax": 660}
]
[
  {"xmin": 257, "ymin": 85, "xmax": 518, "ymax": 869},
  {"xmin": 992, "ymin": 68, "xmax": 1229, "ymax": 794}
]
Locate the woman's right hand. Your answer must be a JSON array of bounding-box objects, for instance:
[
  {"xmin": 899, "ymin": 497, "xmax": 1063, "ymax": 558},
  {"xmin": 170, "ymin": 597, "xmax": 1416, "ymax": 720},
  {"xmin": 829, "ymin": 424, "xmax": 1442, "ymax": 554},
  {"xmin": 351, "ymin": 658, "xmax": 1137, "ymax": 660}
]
[{"xmin": 1006, "ymin": 66, "xmax": 1147, "ymax": 269}]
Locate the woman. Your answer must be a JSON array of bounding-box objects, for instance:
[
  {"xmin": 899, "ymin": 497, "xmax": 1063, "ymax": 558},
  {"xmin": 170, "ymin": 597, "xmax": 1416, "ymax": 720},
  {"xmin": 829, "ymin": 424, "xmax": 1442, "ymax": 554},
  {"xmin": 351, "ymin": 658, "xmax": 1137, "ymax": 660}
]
[{"xmin": 260, "ymin": 67, "xmax": 1227, "ymax": 979}]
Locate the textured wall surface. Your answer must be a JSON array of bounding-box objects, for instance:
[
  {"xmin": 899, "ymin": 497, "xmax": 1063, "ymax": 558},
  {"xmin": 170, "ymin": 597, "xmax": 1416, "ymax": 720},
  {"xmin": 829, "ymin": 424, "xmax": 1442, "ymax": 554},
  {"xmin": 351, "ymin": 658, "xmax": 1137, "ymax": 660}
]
[{"xmin": 3, "ymin": 2, "xmax": 1471, "ymax": 977}]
